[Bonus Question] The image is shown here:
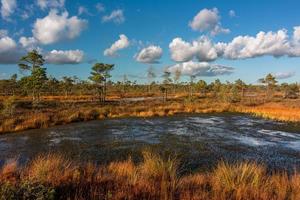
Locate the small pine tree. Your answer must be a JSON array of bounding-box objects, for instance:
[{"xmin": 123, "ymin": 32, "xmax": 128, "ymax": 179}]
[
  {"xmin": 1, "ymin": 96, "xmax": 16, "ymax": 117},
  {"xmin": 230, "ymin": 85, "xmax": 241, "ymax": 103}
]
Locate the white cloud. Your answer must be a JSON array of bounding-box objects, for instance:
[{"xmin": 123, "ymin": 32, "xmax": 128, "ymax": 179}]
[
  {"xmin": 19, "ymin": 37, "xmax": 38, "ymax": 50},
  {"xmin": 167, "ymin": 61, "xmax": 234, "ymax": 77},
  {"xmin": 33, "ymin": 9, "xmax": 87, "ymax": 45},
  {"xmin": 96, "ymin": 3, "xmax": 105, "ymax": 12},
  {"xmin": 169, "ymin": 38, "xmax": 196, "ymax": 62},
  {"xmin": 0, "ymin": 36, "xmax": 17, "ymax": 53},
  {"xmin": 189, "ymin": 8, "xmax": 229, "ymax": 35},
  {"xmin": 222, "ymin": 30, "xmax": 290, "ymax": 59},
  {"xmin": 0, "ymin": 32, "xmax": 85, "ymax": 65},
  {"xmin": 293, "ymin": 26, "xmax": 300, "ymax": 42},
  {"xmin": 36, "ymin": 0, "xmax": 65, "ymax": 10},
  {"xmin": 104, "ymin": 34, "xmax": 130, "ymax": 57},
  {"xmin": 45, "ymin": 49, "xmax": 84, "ymax": 64},
  {"xmin": 135, "ymin": 45, "xmax": 163, "ymax": 63},
  {"xmin": 273, "ymin": 71, "xmax": 296, "ymax": 79},
  {"xmin": 102, "ymin": 9, "xmax": 125, "ymax": 24},
  {"xmin": 169, "ymin": 36, "xmax": 223, "ymax": 62},
  {"xmin": 229, "ymin": 10, "xmax": 236, "ymax": 17},
  {"xmin": 0, "ymin": 35, "xmax": 22, "ymax": 63},
  {"xmin": 1, "ymin": 0, "xmax": 17, "ymax": 20},
  {"xmin": 170, "ymin": 27, "xmax": 300, "ymax": 62}
]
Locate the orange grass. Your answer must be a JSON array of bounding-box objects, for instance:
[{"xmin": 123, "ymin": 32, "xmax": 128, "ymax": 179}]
[
  {"xmin": 234, "ymin": 102, "xmax": 300, "ymax": 122},
  {"xmin": 1, "ymin": 98, "xmax": 300, "ymax": 134},
  {"xmin": 1, "ymin": 151, "xmax": 300, "ymax": 200}
]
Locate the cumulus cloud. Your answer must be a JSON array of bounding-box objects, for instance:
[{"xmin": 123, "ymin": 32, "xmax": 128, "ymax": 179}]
[
  {"xmin": 0, "ymin": 36, "xmax": 17, "ymax": 53},
  {"xmin": 0, "ymin": 32, "xmax": 85, "ymax": 65},
  {"xmin": 189, "ymin": 8, "xmax": 229, "ymax": 35},
  {"xmin": 1, "ymin": 0, "xmax": 17, "ymax": 20},
  {"xmin": 0, "ymin": 35, "xmax": 23, "ymax": 63},
  {"xmin": 169, "ymin": 36, "xmax": 223, "ymax": 62},
  {"xmin": 19, "ymin": 37, "xmax": 38, "ymax": 50},
  {"xmin": 170, "ymin": 27, "xmax": 300, "ymax": 62},
  {"xmin": 169, "ymin": 38, "xmax": 195, "ymax": 62},
  {"xmin": 44, "ymin": 49, "xmax": 84, "ymax": 64},
  {"xmin": 102, "ymin": 9, "xmax": 125, "ymax": 24},
  {"xmin": 36, "ymin": 0, "xmax": 65, "ymax": 10},
  {"xmin": 135, "ymin": 45, "xmax": 163, "ymax": 63},
  {"xmin": 222, "ymin": 30, "xmax": 290, "ymax": 59},
  {"xmin": 33, "ymin": 9, "xmax": 87, "ymax": 45},
  {"xmin": 104, "ymin": 34, "xmax": 130, "ymax": 57},
  {"xmin": 167, "ymin": 61, "xmax": 234, "ymax": 77},
  {"xmin": 293, "ymin": 26, "xmax": 300, "ymax": 42},
  {"xmin": 273, "ymin": 71, "xmax": 296, "ymax": 79}
]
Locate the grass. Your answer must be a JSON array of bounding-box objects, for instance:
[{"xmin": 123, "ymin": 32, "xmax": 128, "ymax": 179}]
[
  {"xmin": 1, "ymin": 96, "xmax": 300, "ymax": 134},
  {"xmin": 1, "ymin": 151, "xmax": 300, "ymax": 200},
  {"xmin": 234, "ymin": 102, "xmax": 300, "ymax": 122}
]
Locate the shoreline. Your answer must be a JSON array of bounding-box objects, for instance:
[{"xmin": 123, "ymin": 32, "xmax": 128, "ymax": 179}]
[{"xmin": 1, "ymin": 99, "xmax": 300, "ymax": 134}]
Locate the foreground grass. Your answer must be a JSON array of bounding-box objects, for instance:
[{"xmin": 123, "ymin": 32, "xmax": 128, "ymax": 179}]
[
  {"xmin": 1, "ymin": 151, "xmax": 300, "ymax": 200},
  {"xmin": 1, "ymin": 97, "xmax": 300, "ymax": 134}
]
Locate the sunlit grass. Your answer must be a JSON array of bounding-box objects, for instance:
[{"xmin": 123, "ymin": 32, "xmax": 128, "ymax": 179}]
[
  {"xmin": 1, "ymin": 97, "xmax": 300, "ymax": 134},
  {"xmin": 26, "ymin": 154, "xmax": 76, "ymax": 185},
  {"xmin": 235, "ymin": 103, "xmax": 300, "ymax": 122},
  {"xmin": 1, "ymin": 151, "xmax": 300, "ymax": 199}
]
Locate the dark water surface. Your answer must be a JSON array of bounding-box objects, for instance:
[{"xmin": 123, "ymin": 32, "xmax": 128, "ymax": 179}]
[{"xmin": 1, "ymin": 113, "xmax": 300, "ymax": 172}]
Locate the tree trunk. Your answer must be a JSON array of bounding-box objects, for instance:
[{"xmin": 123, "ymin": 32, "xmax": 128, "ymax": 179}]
[
  {"xmin": 189, "ymin": 85, "xmax": 193, "ymax": 98},
  {"xmin": 165, "ymin": 89, "xmax": 168, "ymax": 102},
  {"xmin": 148, "ymin": 84, "xmax": 151, "ymax": 94},
  {"xmin": 104, "ymin": 79, "xmax": 107, "ymax": 102}
]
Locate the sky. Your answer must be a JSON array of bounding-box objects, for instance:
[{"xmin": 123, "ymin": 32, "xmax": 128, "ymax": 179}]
[{"xmin": 1, "ymin": 0, "xmax": 300, "ymax": 84}]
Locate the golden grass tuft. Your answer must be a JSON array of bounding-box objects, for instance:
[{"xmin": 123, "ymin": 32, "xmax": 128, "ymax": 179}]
[
  {"xmin": 212, "ymin": 161, "xmax": 266, "ymax": 200},
  {"xmin": 138, "ymin": 150, "xmax": 178, "ymax": 200},
  {"xmin": 139, "ymin": 151, "xmax": 178, "ymax": 181},
  {"xmin": 1, "ymin": 152, "xmax": 300, "ymax": 199},
  {"xmin": 26, "ymin": 154, "xmax": 76, "ymax": 185},
  {"xmin": 290, "ymin": 173, "xmax": 300, "ymax": 200},
  {"xmin": 108, "ymin": 157, "xmax": 138, "ymax": 184}
]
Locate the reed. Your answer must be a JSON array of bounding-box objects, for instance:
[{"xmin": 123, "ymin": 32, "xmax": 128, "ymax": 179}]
[{"xmin": 1, "ymin": 151, "xmax": 300, "ymax": 200}]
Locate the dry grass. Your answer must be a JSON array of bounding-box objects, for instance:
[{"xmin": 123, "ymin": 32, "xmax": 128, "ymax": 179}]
[
  {"xmin": 1, "ymin": 151, "xmax": 300, "ymax": 200},
  {"xmin": 26, "ymin": 154, "xmax": 76, "ymax": 185},
  {"xmin": 0, "ymin": 99, "xmax": 229, "ymax": 133},
  {"xmin": 235, "ymin": 102, "xmax": 300, "ymax": 122},
  {"xmin": 211, "ymin": 161, "xmax": 266, "ymax": 200},
  {"xmin": 1, "ymin": 97, "xmax": 300, "ymax": 134}
]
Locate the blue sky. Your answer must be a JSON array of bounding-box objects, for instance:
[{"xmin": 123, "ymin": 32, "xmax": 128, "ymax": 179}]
[{"xmin": 1, "ymin": 0, "xmax": 300, "ymax": 83}]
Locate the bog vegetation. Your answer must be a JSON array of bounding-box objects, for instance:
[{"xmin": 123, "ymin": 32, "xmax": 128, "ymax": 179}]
[
  {"xmin": 0, "ymin": 50, "xmax": 300, "ymax": 133},
  {"xmin": 1, "ymin": 52, "xmax": 300, "ymax": 200},
  {"xmin": 1, "ymin": 150, "xmax": 300, "ymax": 200}
]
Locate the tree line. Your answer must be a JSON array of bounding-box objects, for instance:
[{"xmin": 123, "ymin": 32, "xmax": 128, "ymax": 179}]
[{"xmin": 0, "ymin": 50, "xmax": 299, "ymax": 103}]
